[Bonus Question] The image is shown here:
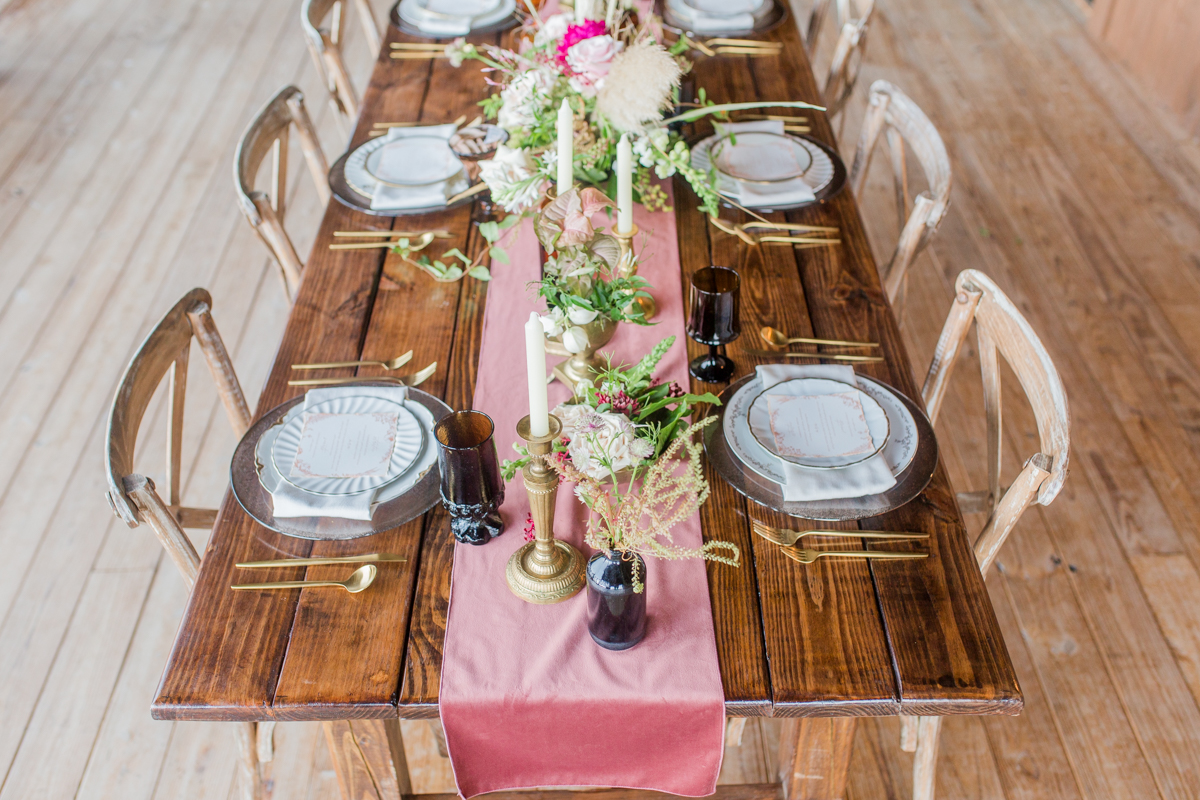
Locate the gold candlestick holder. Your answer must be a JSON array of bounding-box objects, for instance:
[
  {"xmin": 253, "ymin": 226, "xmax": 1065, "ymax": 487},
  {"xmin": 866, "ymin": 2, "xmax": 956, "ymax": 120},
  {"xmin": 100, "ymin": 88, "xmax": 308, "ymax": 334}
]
[
  {"xmin": 612, "ymin": 223, "xmax": 656, "ymax": 321},
  {"xmin": 506, "ymin": 414, "xmax": 585, "ymax": 604}
]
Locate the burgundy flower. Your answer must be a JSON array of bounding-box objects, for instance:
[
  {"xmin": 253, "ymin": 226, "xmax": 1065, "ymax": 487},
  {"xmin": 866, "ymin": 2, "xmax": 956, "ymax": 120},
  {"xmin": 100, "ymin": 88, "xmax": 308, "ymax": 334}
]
[
  {"xmin": 667, "ymin": 381, "xmax": 686, "ymax": 399},
  {"xmin": 523, "ymin": 512, "xmax": 536, "ymax": 542}
]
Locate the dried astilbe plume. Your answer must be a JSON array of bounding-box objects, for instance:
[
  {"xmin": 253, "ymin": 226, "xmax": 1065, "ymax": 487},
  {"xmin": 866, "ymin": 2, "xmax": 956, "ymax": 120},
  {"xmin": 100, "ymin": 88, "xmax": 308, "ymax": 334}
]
[
  {"xmin": 596, "ymin": 40, "xmax": 683, "ymax": 133},
  {"xmin": 551, "ymin": 417, "xmax": 741, "ymax": 584}
]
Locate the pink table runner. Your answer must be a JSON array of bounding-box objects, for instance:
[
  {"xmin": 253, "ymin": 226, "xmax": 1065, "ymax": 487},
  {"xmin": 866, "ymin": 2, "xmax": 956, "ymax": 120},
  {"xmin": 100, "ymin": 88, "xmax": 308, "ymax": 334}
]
[{"xmin": 438, "ymin": 191, "xmax": 727, "ymax": 798}]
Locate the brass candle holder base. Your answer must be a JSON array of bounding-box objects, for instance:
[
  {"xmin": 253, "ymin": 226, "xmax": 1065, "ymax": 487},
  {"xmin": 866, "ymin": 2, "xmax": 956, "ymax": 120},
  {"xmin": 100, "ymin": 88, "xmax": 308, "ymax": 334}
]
[
  {"xmin": 613, "ymin": 223, "xmax": 657, "ymax": 321},
  {"xmin": 506, "ymin": 414, "xmax": 585, "ymax": 604},
  {"xmin": 544, "ymin": 316, "xmax": 618, "ymax": 396}
]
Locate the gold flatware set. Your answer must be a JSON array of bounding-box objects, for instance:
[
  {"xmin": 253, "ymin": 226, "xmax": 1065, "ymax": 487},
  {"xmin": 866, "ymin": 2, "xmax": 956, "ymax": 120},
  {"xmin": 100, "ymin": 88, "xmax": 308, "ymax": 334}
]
[
  {"xmin": 751, "ymin": 520, "xmax": 929, "ymax": 564},
  {"xmin": 230, "ymin": 553, "xmax": 409, "ymax": 592},
  {"xmin": 745, "ymin": 325, "xmax": 883, "ymax": 362},
  {"xmin": 288, "ymin": 360, "xmax": 438, "ymax": 388},
  {"xmin": 709, "ymin": 217, "xmax": 842, "ymax": 249},
  {"xmin": 328, "ymin": 230, "xmax": 452, "ymax": 251},
  {"xmin": 732, "ymin": 113, "xmax": 811, "ymax": 134},
  {"xmin": 288, "ymin": 352, "xmax": 436, "ymax": 387},
  {"xmin": 744, "ymin": 348, "xmax": 884, "ymax": 363},
  {"xmin": 370, "ymin": 113, "xmax": 469, "ymax": 136},
  {"xmin": 688, "ymin": 37, "xmax": 784, "ymax": 58},
  {"xmin": 390, "ymin": 42, "xmax": 449, "ymax": 59}
]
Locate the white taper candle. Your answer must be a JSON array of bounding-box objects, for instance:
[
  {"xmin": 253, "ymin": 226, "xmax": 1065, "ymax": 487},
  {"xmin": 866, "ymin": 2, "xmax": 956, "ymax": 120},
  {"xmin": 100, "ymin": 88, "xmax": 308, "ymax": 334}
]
[
  {"xmin": 556, "ymin": 99, "xmax": 573, "ymax": 195},
  {"xmin": 617, "ymin": 133, "xmax": 633, "ymax": 235},
  {"xmin": 576, "ymin": 0, "xmax": 593, "ymax": 21},
  {"xmin": 525, "ymin": 312, "xmax": 550, "ymax": 437}
]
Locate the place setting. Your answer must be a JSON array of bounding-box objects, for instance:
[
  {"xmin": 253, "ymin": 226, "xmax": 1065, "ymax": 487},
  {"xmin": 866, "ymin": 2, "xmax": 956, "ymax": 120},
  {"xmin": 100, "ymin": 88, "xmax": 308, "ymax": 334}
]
[
  {"xmin": 684, "ymin": 265, "xmax": 938, "ymax": 521},
  {"xmin": 230, "ymin": 358, "xmax": 455, "ymax": 540},
  {"xmin": 329, "ymin": 120, "xmax": 487, "ymax": 216},
  {"xmin": 389, "ymin": 0, "xmax": 519, "ymax": 38},
  {"xmin": 690, "ymin": 118, "xmax": 847, "ymax": 211},
  {"xmin": 662, "ymin": 0, "xmax": 789, "ymax": 36}
]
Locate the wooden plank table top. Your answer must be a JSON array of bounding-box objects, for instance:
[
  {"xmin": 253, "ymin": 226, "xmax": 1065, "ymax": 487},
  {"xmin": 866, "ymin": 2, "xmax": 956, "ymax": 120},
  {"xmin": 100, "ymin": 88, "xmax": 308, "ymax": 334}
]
[{"xmin": 152, "ymin": 8, "xmax": 1021, "ymax": 725}]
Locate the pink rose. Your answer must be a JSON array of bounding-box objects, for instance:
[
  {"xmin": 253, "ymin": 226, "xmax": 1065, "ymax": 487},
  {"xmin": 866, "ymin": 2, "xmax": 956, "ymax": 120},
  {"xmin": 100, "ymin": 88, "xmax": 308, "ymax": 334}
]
[{"xmin": 566, "ymin": 35, "xmax": 622, "ymax": 94}]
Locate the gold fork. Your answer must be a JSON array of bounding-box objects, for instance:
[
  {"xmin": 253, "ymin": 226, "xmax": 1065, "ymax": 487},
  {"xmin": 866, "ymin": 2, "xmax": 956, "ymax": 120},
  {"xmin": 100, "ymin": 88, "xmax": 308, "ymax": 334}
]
[
  {"xmin": 709, "ymin": 217, "xmax": 841, "ymax": 249},
  {"xmin": 752, "ymin": 519, "xmax": 929, "ymax": 547},
  {"xmin": 743, "ymin": 348, "xmax": 885, "ymax": 363},
  {"xmin": 288, "ymin": 362, "xmax": 437, "ymax": 388},
  {"xmin": 784, "ymin": 548, "xmax": 929, "ymax": 565},
  {"xmin": 291, "ymin": 350, "xmax": 413, "ymax": 371}
]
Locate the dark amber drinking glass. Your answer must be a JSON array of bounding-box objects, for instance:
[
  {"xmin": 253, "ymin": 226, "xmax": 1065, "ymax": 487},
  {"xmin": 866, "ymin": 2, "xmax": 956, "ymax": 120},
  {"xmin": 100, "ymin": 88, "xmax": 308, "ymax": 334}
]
[
  {"xmin": 686, "ymin": 266, "xmax": 741, "ymax": 383},
  {"xmin": 434, "ymin": 411, "xmax": 505, "ymax": 545}
]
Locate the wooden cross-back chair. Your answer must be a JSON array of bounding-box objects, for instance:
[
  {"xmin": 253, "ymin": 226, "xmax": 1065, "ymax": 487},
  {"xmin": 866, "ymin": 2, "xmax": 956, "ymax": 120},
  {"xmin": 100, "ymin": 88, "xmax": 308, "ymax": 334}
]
[
  {"xmin": 848, "ymin": 80, "xmax": 951, "ymax": 317},
  {"xmin": 234, "ymin": 85, "xmax": 331, "ymax": 301},
  {"xmin": 303, "ymin": 0, "xmax": 381, "ymax": 136},
  {"xmin": 819, "ymin": 0, "xmax": 875, "ymax": 125},
  {"xmin": 104, "ymin": 289, "xmax": 269, "ymax": 800},
  {"xmin": 900, "ymin": 269, "xmax": 1070, "ymax": 800}
]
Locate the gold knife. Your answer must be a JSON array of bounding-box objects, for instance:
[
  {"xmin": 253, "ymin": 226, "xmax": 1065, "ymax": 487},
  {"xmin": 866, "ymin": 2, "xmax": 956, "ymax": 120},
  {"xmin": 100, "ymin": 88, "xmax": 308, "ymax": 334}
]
[
  {"xmin": 743, "ymin": 348, "xmax": 885, "ymax": 363},
  {"xmin": 236, "ymin": 553, "xmax": 408, "ymax": 569}
]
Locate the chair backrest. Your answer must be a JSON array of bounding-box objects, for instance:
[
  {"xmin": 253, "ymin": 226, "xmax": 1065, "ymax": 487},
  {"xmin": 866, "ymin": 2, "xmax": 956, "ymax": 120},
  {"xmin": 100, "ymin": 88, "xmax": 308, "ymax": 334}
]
[
  {"xmin": 234, "ymin": 85, "xmax": 331, "ymax": 300},
  {"xmin": 105, "ymin": 289, "xmax": 252, "ymax": 587},
  {"xmin": 849, "ymin": 80, "xmax": 952, "ymax": 309},
  {"xmin": 302, "ymin": 0, "xmax": 381, "ymax": 131},
  {"xmin": 821, "ymin": 0, "xmax": 875, "ymax": 121},
  {"xmin": 921, "ymin": 270, "xmax": 1070, "ymax": 577}
]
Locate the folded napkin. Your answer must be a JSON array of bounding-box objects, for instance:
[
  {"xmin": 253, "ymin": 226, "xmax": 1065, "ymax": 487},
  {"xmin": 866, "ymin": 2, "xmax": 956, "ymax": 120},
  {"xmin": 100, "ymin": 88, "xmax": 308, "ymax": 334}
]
[
  {"xmin": 269, "ymin": 386, "xmax": 409, "ymax": 520},
  {"xmin": 756, "ymin": 364, "xmax": 897, "ymax": 502},
  {"xmin": 712, "ymin": 120, "xmax": 816, "ymax": 208},
  {"xmin": 371, "ymin": 124, "xmax": 465, "ymax": 211},
  {"xmin": 667, "ymin": 0, "xmax": 757, "ymax": 31}
]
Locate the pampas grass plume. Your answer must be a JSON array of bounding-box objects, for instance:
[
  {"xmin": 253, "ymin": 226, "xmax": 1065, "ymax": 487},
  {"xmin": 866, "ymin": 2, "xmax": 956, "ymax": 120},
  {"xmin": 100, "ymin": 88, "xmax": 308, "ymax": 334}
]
[{"xmin": 596, "ymin": 41, "xmax": 682, "ymax": 133}]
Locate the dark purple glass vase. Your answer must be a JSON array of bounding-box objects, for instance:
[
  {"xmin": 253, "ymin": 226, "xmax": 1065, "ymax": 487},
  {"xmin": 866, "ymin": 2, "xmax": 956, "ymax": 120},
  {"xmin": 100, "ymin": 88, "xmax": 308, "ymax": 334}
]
[
  {"xmin": 586, "ymin": 550, "xmax": 647, "ymax": 651},
  {"xmin": 434, "ymin": 411, "xmax": 505, "ymax": 545}
]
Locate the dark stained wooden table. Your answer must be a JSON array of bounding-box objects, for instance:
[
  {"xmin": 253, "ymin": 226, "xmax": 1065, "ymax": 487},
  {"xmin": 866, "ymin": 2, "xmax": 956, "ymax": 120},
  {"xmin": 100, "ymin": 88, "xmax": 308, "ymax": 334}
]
[{"xmin": 152, "ymin": 8, "xmax": 1021, "ymax": 800}]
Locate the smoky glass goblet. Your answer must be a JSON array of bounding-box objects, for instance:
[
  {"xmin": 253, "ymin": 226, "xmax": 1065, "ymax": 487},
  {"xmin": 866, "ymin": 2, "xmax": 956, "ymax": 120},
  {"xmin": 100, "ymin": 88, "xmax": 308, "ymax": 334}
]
[
  {"xmin": 686, "ymin": 266, "xmax": 741, "ymax": 383},
  {"xmin": 434, "ymin": 411, "xmax": 505, "ymax": 545}
]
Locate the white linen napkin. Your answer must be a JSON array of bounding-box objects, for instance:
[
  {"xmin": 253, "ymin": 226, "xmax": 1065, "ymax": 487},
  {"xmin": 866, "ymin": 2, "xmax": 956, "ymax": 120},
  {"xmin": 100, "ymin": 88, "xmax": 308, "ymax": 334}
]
[
  {"xmin": 756, "ymin": 364, "xmax": 897, "ymax": 502},
  {"xmin": 371, "ymin": 124, "xmax": 465, "ymax": 211},
  {"xmin": 712, "ymin": 120, "xmax": 816, "ymax": 208},
  {"xmin": 269, "ymin": 386, "xmax": 410, "ymax": 520},
  {"xmin": 667, "ymin": 0, "xmax": 757, "ymax": 31}
]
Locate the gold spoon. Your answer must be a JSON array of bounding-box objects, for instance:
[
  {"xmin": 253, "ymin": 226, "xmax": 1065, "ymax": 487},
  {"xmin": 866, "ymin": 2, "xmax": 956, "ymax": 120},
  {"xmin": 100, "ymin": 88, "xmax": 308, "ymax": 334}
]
[
  {"xmin": 760, "ymin": 326, "xmax": 879, "ymax": 349},
  {"xmin": 230, "ymin": 564, "xmax": 377, "ymax": 593},
  {"xmin": 291, "ymin": 350, "xmax": 413, "ymax": 371}
]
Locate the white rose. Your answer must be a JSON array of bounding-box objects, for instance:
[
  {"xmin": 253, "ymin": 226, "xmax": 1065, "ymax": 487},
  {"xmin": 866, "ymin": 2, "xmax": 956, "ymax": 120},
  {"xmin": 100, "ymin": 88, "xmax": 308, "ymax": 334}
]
[
  {"xmin": 535, "ymin": 12, "xmax": 572, "ymax": 47},
  {"xmin": 562, "ymin": 325, "xmax": 590, "ymax": 354},
  {"xmin": 566, "ymin": 306, "xmax": 599, "ymax": 325},
  {"xmin": 479, "ymin": 145, "xmax": 542, "ymax": 213},
  {"xmin": 539, "ymin": 307, "xmax": 566, "ymax": 337}
]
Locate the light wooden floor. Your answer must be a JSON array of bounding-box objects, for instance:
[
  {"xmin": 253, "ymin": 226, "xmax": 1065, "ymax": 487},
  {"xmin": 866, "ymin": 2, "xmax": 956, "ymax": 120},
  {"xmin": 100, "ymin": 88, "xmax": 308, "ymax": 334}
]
[{"xmin": 1, "ymin": 0, "xmax": 1199, "ymax": 796}]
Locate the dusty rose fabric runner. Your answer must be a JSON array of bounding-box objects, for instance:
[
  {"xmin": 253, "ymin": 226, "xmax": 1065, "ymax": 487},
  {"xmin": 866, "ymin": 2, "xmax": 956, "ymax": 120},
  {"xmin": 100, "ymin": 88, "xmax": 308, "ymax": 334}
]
[{"xmin": 438, "ymin": 190, "xmax": 726, "ymax": 798}]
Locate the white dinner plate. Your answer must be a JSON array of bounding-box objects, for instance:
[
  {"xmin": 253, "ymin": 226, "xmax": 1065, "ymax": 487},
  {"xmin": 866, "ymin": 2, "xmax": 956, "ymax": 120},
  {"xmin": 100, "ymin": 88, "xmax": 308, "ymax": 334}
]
[
  {"xmin": 397, "ymin": 0, "xmax": 515, "ymax": 32},
  {"xmin": 747, "ymin": 378, "xmax": 889, "ymax": 469},
  {"xmin": 711, "ymin": 131, "xmax": 815, "ymax": 184},
  {"xmin": 724, "ymin": 374, "xmax": 918, "ymax": 484},
  {"xmin": 256, "ymin": 398, "xmax": 438, "ymax": 507},
  {"xmin": 270, "ymin": 395, "xmax": 425, "ymax": 496},
  {"xmin": 691, "ymin": 133, "xmax": 835, "ymax": 204},
  {"xmin": 366, "ymin": 136, "xmax": 463, "ymax": 187}
]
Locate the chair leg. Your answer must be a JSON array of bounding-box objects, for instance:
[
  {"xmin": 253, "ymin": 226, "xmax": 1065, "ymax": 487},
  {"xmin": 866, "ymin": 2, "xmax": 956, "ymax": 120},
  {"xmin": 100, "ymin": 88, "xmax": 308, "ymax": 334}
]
[
  {"xmin": 725, "ymin": 716, "xmax": 747, "ymax": 747},
  {"xmin": 912, "ymin": 716, "xmax": 943, "ymax": 800},
  {"xmin": 234, "ymin": 722, "xmax": 264, "ymax": 800},
  {"xmin": 899, "ymin": 714, "xmax": 919, "ymax": 752}
]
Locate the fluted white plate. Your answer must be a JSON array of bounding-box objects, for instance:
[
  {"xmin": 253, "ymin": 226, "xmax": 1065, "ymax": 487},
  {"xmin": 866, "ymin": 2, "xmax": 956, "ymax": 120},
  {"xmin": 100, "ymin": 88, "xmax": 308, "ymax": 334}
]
[{"xmin": 270, "ymin": 395, "xmax": 425, "ymax": 496}]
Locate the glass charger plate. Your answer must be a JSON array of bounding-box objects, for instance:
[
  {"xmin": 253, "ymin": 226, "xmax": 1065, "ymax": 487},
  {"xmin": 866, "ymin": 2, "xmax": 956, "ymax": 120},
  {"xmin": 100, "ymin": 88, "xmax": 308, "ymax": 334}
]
[
  {"xmin": 689, "ymin": 132, "xmax": 847, "ymax": 211},
  {"xmin": 661, "ymin": 0, "xmax": 787, "ymax": 37},
  {"xmin": 704, "ymin": 373, "xmax": 937, "ymax": 521},
  {"xmin": 232, "ymin": 384, "xmax": 452, "ymax": 539},
  {"xmin": 328, "ymin": 148, "xmax": 483, "ymax": 217},
  {"xmin": 389, "ymin": 0, "xmax": 519, "ymax": 39}
]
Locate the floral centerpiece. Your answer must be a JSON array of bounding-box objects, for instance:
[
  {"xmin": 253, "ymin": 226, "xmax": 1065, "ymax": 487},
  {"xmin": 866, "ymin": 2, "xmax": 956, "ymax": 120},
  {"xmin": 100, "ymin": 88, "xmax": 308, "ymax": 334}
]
[
  {"xmin": 448, "ymin": 4, "xmax": 819, "ymax": 217},
  {"xmin": 533, "ymin": 186, "xmax": 651, "ymax": 356},
  {"xmin": 502, "ymin": 336, "xmax": 738, "ymax": 648}
]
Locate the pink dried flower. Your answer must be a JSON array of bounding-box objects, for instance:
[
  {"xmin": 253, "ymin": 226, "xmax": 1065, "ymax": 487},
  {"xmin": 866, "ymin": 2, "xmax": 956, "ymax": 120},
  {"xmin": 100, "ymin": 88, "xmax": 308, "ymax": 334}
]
[
  {"xmin": 667, "ymin": 381, "xmax": 685, "ymax": 399},
  {"xmin": 557, "ymin": 20, "xmax": 606, "ymax": 64}
]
